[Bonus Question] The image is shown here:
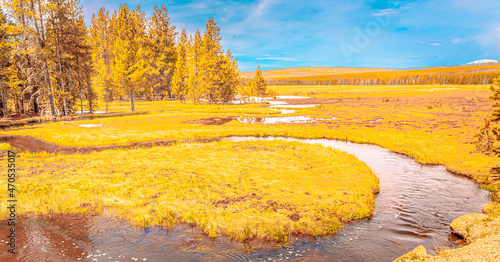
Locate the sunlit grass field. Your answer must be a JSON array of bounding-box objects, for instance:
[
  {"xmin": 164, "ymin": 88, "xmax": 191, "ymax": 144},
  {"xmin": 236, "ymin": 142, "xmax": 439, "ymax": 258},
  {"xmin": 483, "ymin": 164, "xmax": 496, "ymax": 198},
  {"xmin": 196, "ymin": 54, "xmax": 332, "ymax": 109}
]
[
  {"xmin": 256, "ymin": 64, "xmax": 500, "ymax": 85},
  {"xmin": 0, "ymin": 140, "xmax": 378, "ymax": 242},
  {"xmin": 3, "ymin": 85, "xmax": 498, "ymax": 196},
  {"xmin": 1, "ymin": 84, "xmax": 499, "ymax": 249},
  {"xmin": 271, "ymin": 84, "xmax": 488, "ymax": 97}
]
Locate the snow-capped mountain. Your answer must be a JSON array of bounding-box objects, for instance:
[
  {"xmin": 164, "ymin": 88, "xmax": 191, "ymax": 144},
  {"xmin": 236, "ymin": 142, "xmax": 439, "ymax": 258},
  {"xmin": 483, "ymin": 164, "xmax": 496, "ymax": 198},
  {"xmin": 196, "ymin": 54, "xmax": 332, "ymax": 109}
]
[{"xmin": 465, "ymin": 59, "xmax": 499, "ymax": 65}]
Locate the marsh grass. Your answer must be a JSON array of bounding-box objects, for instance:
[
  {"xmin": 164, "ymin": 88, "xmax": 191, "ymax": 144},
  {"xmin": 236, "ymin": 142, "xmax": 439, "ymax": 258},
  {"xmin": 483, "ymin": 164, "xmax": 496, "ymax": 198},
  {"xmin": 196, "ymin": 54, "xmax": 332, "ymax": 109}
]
[
  {"xmin": 3, "ymin": 85, "xmax": 497, "ymax": 196},
  {"xmin": 2, "ymin": 84, "xmax": 499, "ymax": 254},
  {"xmin": 0, "ymin": 141, "xmax": 378, "ymax": 242}
]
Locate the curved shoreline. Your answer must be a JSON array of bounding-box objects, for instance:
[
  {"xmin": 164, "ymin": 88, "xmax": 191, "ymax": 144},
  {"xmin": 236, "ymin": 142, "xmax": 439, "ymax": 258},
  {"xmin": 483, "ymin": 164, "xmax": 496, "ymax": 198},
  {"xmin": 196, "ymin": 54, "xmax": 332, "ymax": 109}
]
[
  {"xmin": 1, "ymin": 133, "xmax": 498, "ymax": 193},
  {"xmin": 1, "ymin": 134, "xmax": 496, "ymax": 261}
]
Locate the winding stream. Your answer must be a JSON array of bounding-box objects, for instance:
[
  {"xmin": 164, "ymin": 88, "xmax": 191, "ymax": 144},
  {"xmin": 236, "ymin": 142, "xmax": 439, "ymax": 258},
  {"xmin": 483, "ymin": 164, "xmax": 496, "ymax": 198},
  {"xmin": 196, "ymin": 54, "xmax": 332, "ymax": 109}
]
[{"xmin": 0, "ymin": 136, "xmax": 491, "ymax": 262}]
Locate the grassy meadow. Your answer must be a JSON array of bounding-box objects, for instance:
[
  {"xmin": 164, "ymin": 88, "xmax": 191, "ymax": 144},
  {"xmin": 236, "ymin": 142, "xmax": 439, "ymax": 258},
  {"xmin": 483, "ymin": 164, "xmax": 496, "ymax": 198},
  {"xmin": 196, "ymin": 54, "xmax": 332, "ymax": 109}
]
[
  {"xmin": 2, "ymin": 0, "xmax": 498, "ymax": 260},
  {"xmin": 3, "ymin": 85, "xmax": 498, "ymax": 197},
  {"xmin": 396, "ymin": 203, "xmax": 500, "ymax": 261},
  {"xmin": 0, "ymin": 140, "xmax": 378, "ymax": 242},
  {"xmin": 1, "ymin": 84, "xmax": 499, "ymax": 259}
]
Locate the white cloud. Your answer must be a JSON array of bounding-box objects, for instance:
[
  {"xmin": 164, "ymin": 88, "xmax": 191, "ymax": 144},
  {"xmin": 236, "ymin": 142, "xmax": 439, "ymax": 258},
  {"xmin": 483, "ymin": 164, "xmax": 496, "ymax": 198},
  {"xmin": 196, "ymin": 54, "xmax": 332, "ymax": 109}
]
[
  {"xmin": 474, "ymin": 26, "xmax": 500, "ymax": 57},
  {"xmin": 253, "ymin": 0, "xmax": 274, "ymax": 18},
  {"xmin": 256, "ymin": 56, "xmax": 298, "ymax": 61},
  {"xmin": 451, "ymin": 38, "xmax": 468, "ymax": 44},
  {"xmin": 80, "ymin": 0, "xmax": 120, "ymax": 26},
  {"xmin": 451, "ymin": 0, "xmax": 500, "ymax": 12},
  {"xmin": 372, "ymin": 9, "xmax": 396, "ymax": 17},
  {"xmin": 186, "ymin": 2, "xmax": 208, "ymax": 9},
  {"xmin": 420, "ymin": 41, "xmax": 441, "ymax": 46}
]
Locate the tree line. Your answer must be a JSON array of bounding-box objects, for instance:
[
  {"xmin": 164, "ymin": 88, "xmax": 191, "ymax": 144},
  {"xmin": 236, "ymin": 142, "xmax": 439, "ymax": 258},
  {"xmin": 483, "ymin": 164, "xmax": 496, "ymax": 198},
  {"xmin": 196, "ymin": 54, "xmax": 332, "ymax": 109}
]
[
  {"xmin": 1, "ymin": 0, "xmax": 92, "ymax": 117},
  {"xmin": 265, "ymin": 71, "xmax": 500, "ymax": 86},
  {"xmin": 475, "ymin": 79, "xmax": 500, "ymax": 156},
  {"xmin": 0, "ymin": 1, "xmax": 268, "ymax": 117}
]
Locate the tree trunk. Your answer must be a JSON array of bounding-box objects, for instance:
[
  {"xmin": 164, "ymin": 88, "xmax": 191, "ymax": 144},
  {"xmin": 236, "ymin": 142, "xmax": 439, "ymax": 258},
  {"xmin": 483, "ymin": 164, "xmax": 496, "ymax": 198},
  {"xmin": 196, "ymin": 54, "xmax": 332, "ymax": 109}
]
[
  {"xmin": 89, "ymin": 89, "xmax": 93, "ymax": 113},
  {"xmin": 1, "ymin": 88, "xmax": 6, "ymax": 118},
  {"xmin": 0, "ymin": 97, "xmax": 3, "ymax": 117},
  {"xmin": 33, "ymin": 99, "xmax": 39, "ymax": 114},
  {"xmin": 52, "ymin": 9, "xmax": 68, "ymax": 117},
  {"xmin": 14, "ymin": 96, "xmax": 20, "ymax": 115},
  {"xmin": 63, "ymin": 97, "xmax": 68, "ymax": 117},
  {"xmin": 44, "ymin": 64, "xmax": 57, "ymax": 116},
  {"xmin": 130, "ymin": 90, "xmax": 135, "ymax": 111},
  {"xmin": 80, "ymin": 87, "xmax": 84, "ymax": 114},
  {"xmin": 33, "ymin": 0, "xmax": 56, "ymax": 116}
]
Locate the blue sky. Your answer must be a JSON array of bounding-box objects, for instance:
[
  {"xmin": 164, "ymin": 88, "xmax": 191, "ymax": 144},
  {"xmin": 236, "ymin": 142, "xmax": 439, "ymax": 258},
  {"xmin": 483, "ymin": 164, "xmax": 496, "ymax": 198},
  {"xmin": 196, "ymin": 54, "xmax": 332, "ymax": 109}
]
[{"xmin": 80, "ymin": 0, "xmax": 500, "ymax": 71}]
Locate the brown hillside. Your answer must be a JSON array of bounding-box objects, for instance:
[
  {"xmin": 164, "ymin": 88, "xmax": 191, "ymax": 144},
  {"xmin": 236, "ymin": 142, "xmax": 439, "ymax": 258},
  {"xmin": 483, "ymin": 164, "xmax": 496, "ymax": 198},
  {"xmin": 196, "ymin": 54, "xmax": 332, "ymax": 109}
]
[
  {"xmin": 243, "ymin": 64, "xmax": 500, "ymax": 85},
  {"xmin": 241, "ymin": 66, "xmax": 392, "ymax": 79}
]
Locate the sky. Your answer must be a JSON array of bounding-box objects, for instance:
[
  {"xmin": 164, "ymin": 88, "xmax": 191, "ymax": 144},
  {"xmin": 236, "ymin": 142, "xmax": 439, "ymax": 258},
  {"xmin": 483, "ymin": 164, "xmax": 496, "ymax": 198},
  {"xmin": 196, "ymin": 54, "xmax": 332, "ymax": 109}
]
[{"xmin": 79, "ymin": 0, "xmax": 500, "ymax": 71}]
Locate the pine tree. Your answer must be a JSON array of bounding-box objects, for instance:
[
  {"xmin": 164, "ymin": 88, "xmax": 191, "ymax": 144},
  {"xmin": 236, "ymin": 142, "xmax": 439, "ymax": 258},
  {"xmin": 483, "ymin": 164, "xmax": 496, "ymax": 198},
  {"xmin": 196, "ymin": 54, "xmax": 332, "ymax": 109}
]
[
  {"xmin": 252, "ymin": 65, "xmax": 267, "ymax": 97},
  {"xmin": 8, "ymin": 0, "xmax": 58, "ymax": 116},
  {"xmin": 71, "ymin": 15, "xmax": 94, "ymax": 114},
  {"xmin": 187, "ymin": 29, "xmax": 202, "ymax": 103},
  {"xmin": 199, "ymin": 18, "xmax": 222, "ymax": 103},
  {"xmin": 90, "ymin": 7, "xmax": 114, "ymax": 113},
  {"xmin": 3, "ymin": 3, "xmax": 245, "ymax": 112},
  {"xmin": 172, "ymin": 29, "xmax": 188, "ymax": 102},
  {"xmin": 112, "ymin": 3, "xmax": 145, "ymax": 111},
  {"xmin": 489, "ymin": 80, "xmax": 500, "ymax": 154},
  {"xmin": 241, "ymin": 79, "xmax": 253, "ymax": 98},
  {"xmin": 46, "ymin": 0, "xmax": 89, "ymax": 116},
  {"xmin": 3, "ymin": 2, "xmax": 36, "ymax": 115},
  {"xmin": 218, "ymin": 50, "xmax": 240, "ymax": 103},
  {"xmin": 0, "ymin": 8, "xmax": 16, "ymax": 117},
  {"xmin": 148, "ymin": 4, "xmax": 177, "ymax": 99},
  {"xmin": 476, "ymin": 77, "xmax": 500, "ymax": 155},
  {"xmin": 129, "ymin": 5, "xmax": 150, "ymax": 106}
]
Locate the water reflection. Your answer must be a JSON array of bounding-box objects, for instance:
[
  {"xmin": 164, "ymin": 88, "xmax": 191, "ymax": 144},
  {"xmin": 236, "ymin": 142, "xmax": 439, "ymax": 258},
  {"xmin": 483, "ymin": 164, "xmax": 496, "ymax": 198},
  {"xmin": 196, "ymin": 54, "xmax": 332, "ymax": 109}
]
[
  {"xmin": 0, "ymin": 137, "xmax": 491, "ymax": 262},
  {"xmin": 237, "ymin": 116, "xmax": 315, "ymax": 124}
]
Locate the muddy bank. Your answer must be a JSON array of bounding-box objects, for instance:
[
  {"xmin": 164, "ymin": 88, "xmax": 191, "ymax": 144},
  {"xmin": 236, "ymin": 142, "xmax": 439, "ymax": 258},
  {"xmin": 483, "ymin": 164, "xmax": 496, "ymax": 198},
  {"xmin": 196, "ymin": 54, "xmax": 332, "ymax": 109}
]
[
  {"xmin": 185, "ymin": 116, "xmax": 237, "ymax": 125},
  {"xmin": 223, "ymin": 137, "xmax": 492, "ymax": 261},
  {"xmin": 0, "ymin": 135, "xmax": 222, "ymax": 154},
  {"xmin": 0, "ymin": 111, "xmax": 149, "ymax": 130},
  {"xmin": 2, "ymin": 134, "xmax": 499, "ymax": 189},
  {"xmin": 0, "ymin": 136, "xmax": 492, "ymax": 261}
]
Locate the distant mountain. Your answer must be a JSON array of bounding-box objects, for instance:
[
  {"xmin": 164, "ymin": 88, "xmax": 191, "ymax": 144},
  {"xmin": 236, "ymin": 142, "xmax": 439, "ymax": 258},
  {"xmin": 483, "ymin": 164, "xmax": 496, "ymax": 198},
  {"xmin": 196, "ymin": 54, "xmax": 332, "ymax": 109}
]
[
  {"xmin": 240, "ymin": 66, "xmax": 391, "ymax": 79},
  {"xmin": 244, "ymin": 64, "xmax": 500, "ymax": 85},
  {"xmin": 465, "ymin": 59, "xmax": 499, "ymax": 65}
]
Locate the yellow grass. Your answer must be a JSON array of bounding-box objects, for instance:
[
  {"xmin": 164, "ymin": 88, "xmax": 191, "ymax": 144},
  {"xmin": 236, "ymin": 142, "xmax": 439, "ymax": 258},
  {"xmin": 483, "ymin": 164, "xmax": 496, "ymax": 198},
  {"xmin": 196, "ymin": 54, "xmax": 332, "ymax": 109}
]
[
  {"xmin": 240, "ymin": 66, "xmax": 389, "ymax": 79},
  {"xmin": 241, "ymin": 65, "xmax": 500, "ymax": 81},
  {"xmin": 257, "ymin": 65, "xmax": 500, "ymax": 85},
  {"xmin": 395, "ymin": 203, "xmax": 500, "ymax": 261},
  {"xmin": 270, "ymin": 84, "xmax": 489, "ymax": 97},
  {"xmin": 0, "ymin": 141, "xmax": 378, "ymax": 242},
  {"xmin": 3, "ymin": 85, "xmax": 497, "ymax": 197},
  {"xmin": 1, "ymin": 84, "xmax": 499, "ymax": 256}
]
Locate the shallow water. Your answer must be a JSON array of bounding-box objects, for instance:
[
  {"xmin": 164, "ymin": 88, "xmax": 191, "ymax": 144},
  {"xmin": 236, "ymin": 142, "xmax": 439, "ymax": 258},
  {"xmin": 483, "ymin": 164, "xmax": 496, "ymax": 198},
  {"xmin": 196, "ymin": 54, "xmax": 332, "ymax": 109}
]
[
  {"xmin": 225, "ymin": 137, "xmax": 491, "ymax": 261},
  {"xmin": 268, "ymin": 101, "xmax": 288, "ymax": 105},
  {"xmin": 269, "ymin": 104, "xmax": 318, "ymax": 108},
  {"xmin": 0, "ymin": 137, "xmax": 491, "ymax": 262},
  {"xmin": 78, "ymin": 124, "xmax": 103, "ymax": 128},
  {"xmin": 236, "ymin": 116, "xmax": 337, "ymax": 124},
  {"xmin": 237, "ymin": 116, "xmax": 315, "ymax": 124},
  {"xmin": 273, "ymin": 109, "xmax": 296, "ymax": 114},
  {"xmin": 275, "ymin": 96, "xmax": 310, "ymax": 99}
]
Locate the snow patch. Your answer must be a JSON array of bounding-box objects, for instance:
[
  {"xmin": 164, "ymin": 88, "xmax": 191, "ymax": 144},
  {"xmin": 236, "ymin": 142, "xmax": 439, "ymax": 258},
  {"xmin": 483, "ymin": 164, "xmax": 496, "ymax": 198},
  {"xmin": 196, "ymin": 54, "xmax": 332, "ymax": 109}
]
[
  {"xmin": 465, "ymin": 59, "xmax": 499, "ymax": 65},
  {"xmin": 79, "ymin": 124, "xmax": 102, "ymax": 128}
]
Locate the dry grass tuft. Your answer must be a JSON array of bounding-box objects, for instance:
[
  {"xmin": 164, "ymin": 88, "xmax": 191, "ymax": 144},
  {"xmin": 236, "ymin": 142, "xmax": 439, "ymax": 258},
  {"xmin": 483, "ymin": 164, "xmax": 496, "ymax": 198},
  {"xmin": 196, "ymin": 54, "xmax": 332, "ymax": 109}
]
[{"xmin": 0, "ymin": 140, "xmax": 378, "ymax": 242}]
